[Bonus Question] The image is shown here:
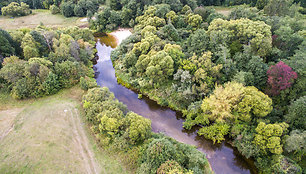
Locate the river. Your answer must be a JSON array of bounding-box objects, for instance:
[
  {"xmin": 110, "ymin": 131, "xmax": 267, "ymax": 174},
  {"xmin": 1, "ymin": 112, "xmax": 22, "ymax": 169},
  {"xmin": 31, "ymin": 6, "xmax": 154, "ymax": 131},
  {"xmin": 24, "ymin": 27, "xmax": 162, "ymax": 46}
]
[{"xmin": 94, "ymin": 30, "xmax": 257, "ymax": 174}]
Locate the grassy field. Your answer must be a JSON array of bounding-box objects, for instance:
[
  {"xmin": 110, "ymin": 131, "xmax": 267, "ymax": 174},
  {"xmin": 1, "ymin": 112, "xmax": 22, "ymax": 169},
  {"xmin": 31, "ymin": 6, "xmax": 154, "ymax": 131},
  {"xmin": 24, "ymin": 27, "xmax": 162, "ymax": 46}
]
[
  {"xmin": 211, "ymin": 6, "xmax": 234, "ymax": 16},
  {"xmin": 0, "ymin": 9, "xmax": 88, "ymax": 30},
  {"xmin": 0, "ymin": 87, "xmax": 130, "ymax": 174}
]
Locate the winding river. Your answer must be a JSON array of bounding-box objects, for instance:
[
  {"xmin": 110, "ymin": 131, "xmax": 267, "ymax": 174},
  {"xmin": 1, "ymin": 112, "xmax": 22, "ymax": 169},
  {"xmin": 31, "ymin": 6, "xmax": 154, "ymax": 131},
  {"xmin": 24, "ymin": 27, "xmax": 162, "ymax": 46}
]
[{"xmin": 94, "ymin": 30, "xmax": 257, "ymax": 174}]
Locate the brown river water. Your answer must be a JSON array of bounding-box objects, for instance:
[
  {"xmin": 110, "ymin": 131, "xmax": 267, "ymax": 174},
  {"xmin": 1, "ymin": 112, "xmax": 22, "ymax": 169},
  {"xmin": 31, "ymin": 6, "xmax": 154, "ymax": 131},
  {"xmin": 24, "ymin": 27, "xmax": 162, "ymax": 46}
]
[{"xmin": 94, "ymin": 30, "xmax": 257, "ymax": 174}]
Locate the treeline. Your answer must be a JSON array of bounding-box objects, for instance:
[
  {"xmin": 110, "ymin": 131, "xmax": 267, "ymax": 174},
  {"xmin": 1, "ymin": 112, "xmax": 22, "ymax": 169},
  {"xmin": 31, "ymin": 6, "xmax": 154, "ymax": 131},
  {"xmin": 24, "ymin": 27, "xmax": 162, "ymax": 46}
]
[
  {"xmin": 0, "ymin": 0, "xmax": 102, "ymax": 17},
  {"xmin": 91, "ymin": 0, "xmax": 305, "ymax": 32},
  {"xmin": 107, "ymin": 0, "xmax": 305, "ymax": 173},
  {"xmin": 82, "ymin": 87, "xmax": 212, "ymax": 174},
  {"xmin": 0, "ymin": 26, "xmax": 96, "ymax": 99}
]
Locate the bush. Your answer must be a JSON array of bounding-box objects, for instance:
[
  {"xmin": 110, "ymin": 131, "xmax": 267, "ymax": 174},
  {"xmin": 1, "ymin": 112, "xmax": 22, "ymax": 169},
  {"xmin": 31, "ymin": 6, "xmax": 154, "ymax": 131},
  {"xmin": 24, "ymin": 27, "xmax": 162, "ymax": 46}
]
[
  {"xmin": 141, "ymin": 138, "xmax": 177, "ymax": 173},
  {"xmin": 1, "ymin": 2, "xmax": 31, "ymax": 17},
  {"xmin": 60, "ymin": 2, "xmax": 75, "ymax": 17},
  {"xmin": 80, "ymin": 76, "xmax": 97, "ymax": 90},
  {"xmin": 74, "ymin": 4, "xmax": 85, "ymax": 17},
  {"xmin": 285, "ymin": 96, "xmax": 306, "ymax": 130},
  {"xmin": 157, "ymin": 160, "xmax": 183, "ymax": 174},
  {"xmin": 124, "ymin": 112, "xmax": 151, "ymax": 144},
  {"xmin": 50, "ymin": 4, "xmax": 60, "ymax": 14},
  {"xmin": 42, "ymin": 72, "xmax": 60, "ymax": 95}
]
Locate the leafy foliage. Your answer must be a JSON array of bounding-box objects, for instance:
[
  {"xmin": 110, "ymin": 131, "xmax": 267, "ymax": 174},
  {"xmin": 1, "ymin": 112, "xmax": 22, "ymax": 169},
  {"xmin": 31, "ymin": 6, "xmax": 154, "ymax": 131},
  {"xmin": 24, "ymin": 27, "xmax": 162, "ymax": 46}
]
[
  {"xmin": 82, "ymin": 87, "xmax": 211, "ymax": 174},
  {"xmin": 1, "ymin": 2, "xmax": 31, "ymax": 17},
  {"xmin": 267, "ymin": 61, "xmax": 298, "ymax": 96},
  {"xmin": 0, "ymin": 27, "xmax": 95, "ymax": 99}
]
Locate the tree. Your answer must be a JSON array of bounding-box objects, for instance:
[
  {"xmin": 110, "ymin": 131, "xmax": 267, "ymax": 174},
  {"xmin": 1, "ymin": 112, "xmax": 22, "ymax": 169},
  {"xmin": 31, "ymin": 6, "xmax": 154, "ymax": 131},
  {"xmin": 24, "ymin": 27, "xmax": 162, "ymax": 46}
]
[
  {"xmin": 74, "ymin": 4, "xmax": 85, "ymax": 17},
  {"xmin": 54, "ymin": 61, "xmax": 85, "ymax": 88},
  {"xmin": 157, "ymin": 160, "xmax": 183, "ymax": 174},
  {"xmin": 264, "ymin": 0, "xmax": 294, "ymax": 16},
  {"xmin": 142, "ymin": 138, "xmax": 177, "ymax": 173},
  {"xmin": 180, "ymin": 52, "xmax": 222, "ymax": 98},
  {"xmin": 253, "ymin": 122, "xmax": 289, "ymax": 154},
  {"xmin": 109, "ymin": 0, "xmax": 122, "ymax": 10},
  {"xmin": 208, "ymin": 18, "xmax": 272, "ymax": 57},
  {"xmin": 285, "ymin": 130, "xmax": 306, "ymax": 161},
  {"xmin": 285, "ymin": 96, "xmax": 306, "ymax": 130},
  {"xmin": 187, "ymin": 29, "xmax": 209, "ymax": 55},
  {"xmin": 21, "ymin": 33, "xmax": 40, "ymax": 60},
  {"xmin": 274, "ymin": 25, "xmax": 304, "ymax": 58},
  {"xmin": 42, "ymin": 72, "xmax": 60, "ymax": 95},
  {"xmin": 186, "ymin": 13, "xmax": 202, "ymax": 29},
  {"xmin": 184, "ymin": 82, "xmax": 273, "ymax": 143},
  {"xmin": 1, "ymin": 2, "xmax": 31, "ymax": 17},
  {"xmin": 124, "ymin": 112, "xmax": 151, "ymax": 144},
  {"xmin": 0, "ymin": 56, "xmax": 26, "ymax": 84},
  {"xmin": 99, "ymin": 107, "xmax": 124, "ymax": 136},
  {"xmin": 80, "ymin": 76, "xmax": 97, "ymax": 90},
  {"xmin": 145, "ymin": 51, "xmax": 174, "ymax": 86},
  {"xmin": 50, "ymin": 4, "xmax": 60, "ymax": 14},
  {"xmin": 60, "ymin": 1, "xmax": 75, "ymax": 17},
  {"xmin": 267, "ymin": 61, "xmax": 298, "ymax": 96},
  {"xmin": 0, "ymin": 29, "xmax": 15, "ymax": 58}
]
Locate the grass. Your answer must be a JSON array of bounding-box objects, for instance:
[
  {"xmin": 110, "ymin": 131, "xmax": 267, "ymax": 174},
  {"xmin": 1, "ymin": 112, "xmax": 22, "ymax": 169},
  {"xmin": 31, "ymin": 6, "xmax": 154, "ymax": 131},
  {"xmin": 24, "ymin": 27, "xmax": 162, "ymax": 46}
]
[
  {"xmin": 0, "ymin": 9, "xmax": 88, "ymax": 30},
  {"xmin": 0, "ymin": 86, "xmax": 130, "ymax": 174},
  {"xmin": 207, "ymin": 5, "xmax": 237, "ymax": 16}
]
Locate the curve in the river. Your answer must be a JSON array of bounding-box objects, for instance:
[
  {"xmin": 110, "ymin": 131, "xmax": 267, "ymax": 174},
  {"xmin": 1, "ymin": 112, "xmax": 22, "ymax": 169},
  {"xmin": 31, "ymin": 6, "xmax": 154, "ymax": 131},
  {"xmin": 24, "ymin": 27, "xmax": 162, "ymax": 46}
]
[{"xmin": 94, "ymin": 31, "xmax": 257, "ymax": 174}]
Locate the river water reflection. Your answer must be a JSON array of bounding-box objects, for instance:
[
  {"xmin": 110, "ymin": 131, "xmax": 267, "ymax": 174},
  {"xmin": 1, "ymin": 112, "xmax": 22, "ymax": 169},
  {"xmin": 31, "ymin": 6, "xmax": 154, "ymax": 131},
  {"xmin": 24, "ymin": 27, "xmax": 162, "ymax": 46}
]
[{"xmin": 94, "ymin": 30, "xmax": 257, "ymax": 174}]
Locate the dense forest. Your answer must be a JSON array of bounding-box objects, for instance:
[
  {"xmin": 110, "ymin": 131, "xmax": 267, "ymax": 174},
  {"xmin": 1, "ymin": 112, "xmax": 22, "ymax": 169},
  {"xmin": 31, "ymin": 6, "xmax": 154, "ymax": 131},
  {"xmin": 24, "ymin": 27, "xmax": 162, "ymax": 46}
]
[
  {"xmin": 0, "ymin": 26, "xmax": 96, "ymax": 98},
  {"xmin": 1, "ymin": 0, "xmax": 305, "ymax": 173},
  {"xmin": 95, "ymin": 0, "xmax": 304, "ymax": 173}
]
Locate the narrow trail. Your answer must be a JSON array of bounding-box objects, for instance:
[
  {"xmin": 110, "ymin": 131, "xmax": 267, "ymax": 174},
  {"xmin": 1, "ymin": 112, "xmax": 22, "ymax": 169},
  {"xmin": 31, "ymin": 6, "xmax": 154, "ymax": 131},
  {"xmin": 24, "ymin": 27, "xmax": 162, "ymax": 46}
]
[
  {"xmin": 67, "ymin": 106, "xmax": 100, "ymax": 174},
  {"xmin": 0, "ymin": 108, "xmax": 24, "ymax": 141}
]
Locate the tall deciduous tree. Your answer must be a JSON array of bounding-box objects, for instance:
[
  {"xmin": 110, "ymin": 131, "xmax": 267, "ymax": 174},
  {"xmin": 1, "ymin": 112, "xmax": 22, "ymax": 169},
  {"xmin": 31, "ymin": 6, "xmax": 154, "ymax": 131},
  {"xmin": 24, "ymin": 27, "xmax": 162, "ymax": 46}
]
[{"xmin": 267, "ymin": 61, "xmax": 298, "ymax": 96}]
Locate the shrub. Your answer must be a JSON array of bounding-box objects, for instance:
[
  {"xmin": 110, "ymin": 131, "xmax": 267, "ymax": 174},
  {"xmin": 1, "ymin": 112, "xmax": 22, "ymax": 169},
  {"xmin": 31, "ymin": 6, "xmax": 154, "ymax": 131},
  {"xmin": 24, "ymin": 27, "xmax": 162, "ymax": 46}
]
[
  {"xmin": 42, "ymin": 72, "xmax": 60, "ymax": 95},
  {"xmin": 60, "ymin": 2, "xmax": 75, "ymax": 17},
  {"xmin": 157, "ymin": 160, "xmax": 183, "ymax": 174},
  {"xmin": 50, "ymin": 4, "xmax": 60, "ymax": 14},
  {"xmin": 285, "ymin": 96, "xmax": 306, "ymax": 130},
  {"xmin": 80, "ymin": 76, "xmax": 97, "ymax": 90},
  {"xmin": 1, "ymin": 2, "xmax": 31, "ymax": 17},
  {"xmin": 124, "ymin": 112, "xmax": 151, "ymax": 144},
  {"xmin": 141, "ymin": 138, "xmax": 176, "ymax": 173}
]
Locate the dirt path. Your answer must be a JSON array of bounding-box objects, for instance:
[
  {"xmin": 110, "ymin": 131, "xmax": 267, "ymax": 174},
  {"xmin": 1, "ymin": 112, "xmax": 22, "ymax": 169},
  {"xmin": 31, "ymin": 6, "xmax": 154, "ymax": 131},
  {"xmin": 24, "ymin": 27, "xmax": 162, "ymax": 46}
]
[
  {"xmin": 0, "ymin": 108, "xmax": 24, "ymax": 141},
  {"xmin": 67, "ymin": 107, "xmax": 101, "ymax": 174}
]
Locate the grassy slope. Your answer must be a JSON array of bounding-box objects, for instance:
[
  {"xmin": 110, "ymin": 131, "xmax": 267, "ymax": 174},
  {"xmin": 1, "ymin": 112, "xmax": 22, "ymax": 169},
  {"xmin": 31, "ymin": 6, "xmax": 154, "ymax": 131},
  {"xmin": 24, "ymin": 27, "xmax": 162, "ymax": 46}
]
[
  {"xmin": 0, "ymin": 87, "xmax": 130, "ymax": 174},
  {"xmin": 0, "ymin": 9, "xmax": 88, "ymax": 30}
]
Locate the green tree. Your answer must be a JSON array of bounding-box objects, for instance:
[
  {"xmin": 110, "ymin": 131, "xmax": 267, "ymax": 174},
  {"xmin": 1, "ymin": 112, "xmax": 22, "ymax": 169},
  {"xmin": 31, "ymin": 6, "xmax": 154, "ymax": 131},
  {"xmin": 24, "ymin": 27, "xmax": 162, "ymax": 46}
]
[
  {"xmin": 145, "ymin": 50, "xmax": 174, "ymax": 86},
  {"xmin": 264, "ymin": 0, "xmax": 294, "ymax": 16},
  {"xmin": 253, "ymin": 122, "xmax": 289, "ymax": 154},
  {"xmin": 0, "ymin": 29, "xmax": 15, "ymax": 58},
  {"xmin": 208, "ymin": 18, "xmax": 272, "ymax": 56},
  {"xmin": 184, "ymin": 82, "xmax": 273, "ymax": 143},
  {"xmin": 21, "ymin": 33, "xmax": 40, "ymax": 60},
  {"xmin": 99, "ymin": 107, "xmax": 124, "ymax": 136},
  {"xmin": 141, "ymin": 138, "xmax": 176, "ymax": 173},
  {"xmin": 42, "ymin": 72, "xmax": 60, "ymax": 95},
  {"xmin": 124, "ymin": 112, "xmax": 151, "ymax": 144},
  {"xmin": 50, "ymin": 4, "xmax": 60, "ymax": 14},
  {"xmin": 187, "ymin": 29, "xmax": 209, "ymax": 55},
  {"xmin": 74, "ymin": 4, "xmax": 85, "ymax": 17},
  {"xmin": 60, "ymin": 1, "xmax": 75, "ymax": 17},
  {"xmin": 1, "ymin": 2, "xmax": 31, "ymax": 17},
  {"xmin": 285, "ymin": 130, "xmax": 306, "ymax": 161},
  {"xmin": 285, "ymin": 96, "xmax": 306, "ymax": 130}
]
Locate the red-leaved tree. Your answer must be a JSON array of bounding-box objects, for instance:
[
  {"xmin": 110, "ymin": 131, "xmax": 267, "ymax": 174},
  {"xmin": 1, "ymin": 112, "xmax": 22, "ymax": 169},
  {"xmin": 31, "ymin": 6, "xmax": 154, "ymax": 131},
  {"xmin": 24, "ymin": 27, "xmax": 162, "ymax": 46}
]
[{"xmin": 267, "ymin": 61, "xmax": 298, "ymax": 96}]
